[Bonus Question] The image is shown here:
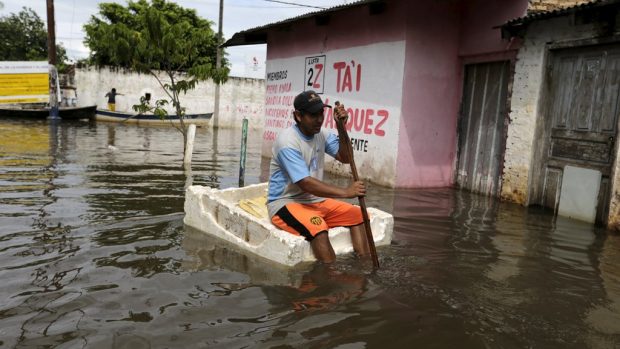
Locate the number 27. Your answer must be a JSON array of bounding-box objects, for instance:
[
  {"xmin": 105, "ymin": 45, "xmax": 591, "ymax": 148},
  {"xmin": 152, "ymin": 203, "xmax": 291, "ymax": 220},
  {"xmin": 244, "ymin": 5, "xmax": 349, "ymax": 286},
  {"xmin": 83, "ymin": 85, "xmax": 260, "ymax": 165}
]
[{"xmin": 306, "ymin": 64, "xmax": 323, "ymax": 89}]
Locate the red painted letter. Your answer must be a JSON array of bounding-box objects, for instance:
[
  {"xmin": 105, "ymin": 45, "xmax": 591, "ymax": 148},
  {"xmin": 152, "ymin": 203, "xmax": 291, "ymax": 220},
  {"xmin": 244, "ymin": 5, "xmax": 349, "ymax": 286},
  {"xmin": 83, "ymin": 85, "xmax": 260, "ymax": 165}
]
[
  {"xmin": 333, "ymin": 62, "xmax": 346, "ymax": 93},
  {"xmin": 375, "ymin": 110, "xmax": 388, "ymax": 136}
]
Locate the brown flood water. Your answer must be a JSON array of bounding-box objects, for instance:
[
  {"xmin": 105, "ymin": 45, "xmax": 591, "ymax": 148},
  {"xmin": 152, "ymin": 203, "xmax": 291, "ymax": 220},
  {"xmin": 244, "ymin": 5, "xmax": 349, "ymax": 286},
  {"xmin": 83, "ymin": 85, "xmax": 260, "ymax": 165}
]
[{"xmin": 1, "ymin": 118, "xmax": 620, "ymax": 348}]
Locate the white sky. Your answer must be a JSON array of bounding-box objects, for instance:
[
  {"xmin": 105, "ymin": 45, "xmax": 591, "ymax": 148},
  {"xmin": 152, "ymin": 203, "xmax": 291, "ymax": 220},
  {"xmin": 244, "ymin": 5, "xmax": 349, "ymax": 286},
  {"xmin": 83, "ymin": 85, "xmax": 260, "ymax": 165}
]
[{"xmin": 0, "ymin": 0, "xmax": 349, "ymax": 78}]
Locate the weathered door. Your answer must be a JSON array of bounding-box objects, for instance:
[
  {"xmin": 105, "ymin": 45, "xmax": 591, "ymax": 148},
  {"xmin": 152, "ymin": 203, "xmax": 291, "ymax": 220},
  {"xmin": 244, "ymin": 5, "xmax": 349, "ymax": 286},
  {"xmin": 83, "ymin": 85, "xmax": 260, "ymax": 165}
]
[
  {"xmin": 456, "ymin": 61, "xmax": 510, "ymax": 196},
  {"xmin": 531, "ymin": 44, "xmax": 620, "ymax": 224}
]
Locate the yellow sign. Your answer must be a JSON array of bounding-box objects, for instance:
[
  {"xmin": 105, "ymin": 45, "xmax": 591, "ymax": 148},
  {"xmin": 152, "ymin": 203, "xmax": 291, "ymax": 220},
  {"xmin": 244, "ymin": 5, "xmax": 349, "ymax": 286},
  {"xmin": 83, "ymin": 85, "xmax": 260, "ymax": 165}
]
[
  {"xmin": 0, "ymin": 73, "xmax": 49, "ymax": 94},
  {"xmin": 0, "ymin": 61, "xmax": 49, "ymax": 104}
]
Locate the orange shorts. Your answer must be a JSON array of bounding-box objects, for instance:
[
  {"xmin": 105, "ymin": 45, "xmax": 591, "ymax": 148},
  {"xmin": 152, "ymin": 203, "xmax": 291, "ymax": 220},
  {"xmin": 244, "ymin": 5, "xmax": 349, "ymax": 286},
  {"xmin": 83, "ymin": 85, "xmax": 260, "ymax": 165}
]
[{"xmin": 271, "ymin": 199, "xmax": 363, "ymax": 241}]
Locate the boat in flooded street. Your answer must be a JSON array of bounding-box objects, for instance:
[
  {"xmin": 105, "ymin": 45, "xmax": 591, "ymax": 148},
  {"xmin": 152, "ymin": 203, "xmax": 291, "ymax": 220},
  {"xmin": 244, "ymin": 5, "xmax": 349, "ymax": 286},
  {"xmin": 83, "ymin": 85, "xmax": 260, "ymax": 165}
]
[
  {"xmin": 0, "ymin": 104, "xmax": 97, "ymax": 120},
  {"xmin": 95, "ymin": 109, "xmax": 212, "ymax": 126},
  {"xmin": 183, "ymin": 183, "xmax": 394, "ymax": 266}
]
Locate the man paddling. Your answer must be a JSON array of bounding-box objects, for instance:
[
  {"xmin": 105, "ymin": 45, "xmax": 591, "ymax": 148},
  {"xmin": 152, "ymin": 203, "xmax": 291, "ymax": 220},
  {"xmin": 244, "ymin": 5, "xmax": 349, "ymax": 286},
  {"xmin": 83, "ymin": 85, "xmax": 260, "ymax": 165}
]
[{"xmin": 267, "ymin": 90, "xmax": 370, "ymax": 263}]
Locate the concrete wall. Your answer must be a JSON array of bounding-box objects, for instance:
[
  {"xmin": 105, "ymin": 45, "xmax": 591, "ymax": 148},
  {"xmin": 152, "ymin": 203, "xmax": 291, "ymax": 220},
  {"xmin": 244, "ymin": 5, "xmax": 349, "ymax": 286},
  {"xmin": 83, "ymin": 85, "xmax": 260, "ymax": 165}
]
[
  {"xmin": 74, "ymin": 66, "xmax": 265, "ymax": 129},
  {"xmin": 500, "ymin": 13, "xmax": 620, "ymax": 226}
]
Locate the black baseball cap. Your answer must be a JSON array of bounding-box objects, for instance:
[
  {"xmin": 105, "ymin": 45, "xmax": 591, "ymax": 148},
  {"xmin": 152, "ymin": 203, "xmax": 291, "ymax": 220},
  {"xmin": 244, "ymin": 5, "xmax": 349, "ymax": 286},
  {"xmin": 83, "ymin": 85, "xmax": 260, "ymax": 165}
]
[{"xmin": 294, "ymin": 90, "xmax": 332, "ymax": 114}]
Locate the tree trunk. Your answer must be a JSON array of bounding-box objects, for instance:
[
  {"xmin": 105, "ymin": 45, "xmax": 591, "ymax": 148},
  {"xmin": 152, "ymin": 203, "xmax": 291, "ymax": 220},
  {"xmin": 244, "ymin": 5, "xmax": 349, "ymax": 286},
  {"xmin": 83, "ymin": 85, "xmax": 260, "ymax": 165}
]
[{"xmin": 182, "ymin": 131, "xmax": 188, "ymax": 159}]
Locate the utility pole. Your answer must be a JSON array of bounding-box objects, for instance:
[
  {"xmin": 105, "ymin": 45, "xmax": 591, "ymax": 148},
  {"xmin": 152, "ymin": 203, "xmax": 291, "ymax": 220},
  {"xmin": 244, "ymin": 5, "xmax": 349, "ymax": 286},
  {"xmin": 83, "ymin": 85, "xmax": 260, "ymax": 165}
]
[
  {"xmin": 213, "ymin": 0, "xmax": 224, "ymax": 128},
  {"xmin": 46, "ymin": 0, "xmax": 57, "ymax": 66},
  {"xmin": 46, "ymin": 0, "xmax": 59, "ymax": 118}
]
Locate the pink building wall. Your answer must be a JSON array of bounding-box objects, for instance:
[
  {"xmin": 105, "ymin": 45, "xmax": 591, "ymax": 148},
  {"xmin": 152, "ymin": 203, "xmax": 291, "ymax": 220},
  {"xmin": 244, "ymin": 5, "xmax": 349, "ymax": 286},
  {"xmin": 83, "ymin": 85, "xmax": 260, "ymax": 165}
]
[
  {"xmin": 396, "ymin": 1, "xmax": 461, "ymax": 187},
  {"xmin": 263, "ymin": 0, "xmax": 529, "ymax": 188},
  {"xmin": 395, "ymin": 0, "xmax": 528, "ymax": 187},
  {"xmin": 266, "ymin": 3, "xmax": 407, "ymax": 60},
  {"xmin": 459, "ymin": 0, "xmax": 527, "ymax": 58}
]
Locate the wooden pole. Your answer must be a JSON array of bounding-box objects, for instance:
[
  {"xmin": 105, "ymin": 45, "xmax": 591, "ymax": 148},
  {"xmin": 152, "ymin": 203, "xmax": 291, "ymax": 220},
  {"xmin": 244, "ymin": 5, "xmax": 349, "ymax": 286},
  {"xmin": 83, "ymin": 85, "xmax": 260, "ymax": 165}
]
[
  {"xmin": 334, "ymin": 102, "xmax": 379, "ymax": 268},
  {"xmin": 238, "ymin": 118, "xmax": 248, "ymax": 187},
  {"xmin": 46, "ymin": 0, "xmax": 59, "ymax": 119},
  {"xmin": 46, "ymin": 0, "xmax": 57, "ymax": 66},
  {"xmin": 213, "ymin": 0, "xmax": 224, "ymax": 128}
]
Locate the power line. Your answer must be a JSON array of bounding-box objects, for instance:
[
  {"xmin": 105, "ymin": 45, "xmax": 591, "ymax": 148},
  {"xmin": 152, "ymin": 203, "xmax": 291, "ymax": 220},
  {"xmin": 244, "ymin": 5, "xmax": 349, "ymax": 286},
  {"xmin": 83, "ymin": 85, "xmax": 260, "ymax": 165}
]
[
  {"xmin": 177, "ymin": 0, "xmax": 304, "ymax": 8},
  {"xmin": 262, "ymin": 0, "xmax": 327, "ymax": 10}
]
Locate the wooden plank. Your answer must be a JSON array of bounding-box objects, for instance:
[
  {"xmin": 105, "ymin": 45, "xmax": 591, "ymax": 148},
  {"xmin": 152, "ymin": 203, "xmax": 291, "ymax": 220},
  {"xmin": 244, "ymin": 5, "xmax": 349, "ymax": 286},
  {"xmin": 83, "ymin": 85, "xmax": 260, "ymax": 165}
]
[
  {"xmin": 599, "ymin": 53, "xmax": 620, "ymax": 132},
  {"xmin": 456, "ymin": 61, "xmax": 510, "ymax": 196},
  {"xmin": 471, "ymin": 64, "xmax": 490, "ymax": 193},
  {"xmin": 553, "ymin": 56, "xmax": 577, "ymax": 129},
  {"xmin": 550, "ymin": 137, "xmax": 611, "ymax": 163},
  {"xmin": 488, "ymin": 61, "xmax": 509, "ymax": 195},
  {"xmin": 574, "ymin": 55, "xmax": 602, "ymax": 130},
  {"xmin": 551, "ymin": 129, "xmax": 614, "ymax": 141},
  {"xmin": 457, "ymin": 64, "xmax": 476, "ymax": 186},
  {"xmin": 596, "ymin": 177, "xmax": 610, "ymax": 225},
  {"xmin": 543, "ymin": 167, "xmax": 562, "ymax": 212}
]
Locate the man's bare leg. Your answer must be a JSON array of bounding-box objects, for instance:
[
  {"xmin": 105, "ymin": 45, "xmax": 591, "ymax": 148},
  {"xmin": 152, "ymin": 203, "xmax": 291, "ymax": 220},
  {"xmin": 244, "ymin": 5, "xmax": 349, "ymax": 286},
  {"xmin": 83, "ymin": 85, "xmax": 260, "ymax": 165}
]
[
  {"xmin": 350, "ymin": 223, "xmax": 370, "ymax": 257},
  {"xmin": 310, "ymin": 231, "xmax": 336, "ymax": 263}
]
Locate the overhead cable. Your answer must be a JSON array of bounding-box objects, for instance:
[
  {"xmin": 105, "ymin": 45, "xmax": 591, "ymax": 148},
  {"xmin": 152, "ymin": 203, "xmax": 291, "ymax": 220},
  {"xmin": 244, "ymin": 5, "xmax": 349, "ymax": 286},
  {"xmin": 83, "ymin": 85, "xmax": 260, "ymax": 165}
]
[{"xmin": 263, "ymin": 0, "xmax": 327, "ymax": 10}]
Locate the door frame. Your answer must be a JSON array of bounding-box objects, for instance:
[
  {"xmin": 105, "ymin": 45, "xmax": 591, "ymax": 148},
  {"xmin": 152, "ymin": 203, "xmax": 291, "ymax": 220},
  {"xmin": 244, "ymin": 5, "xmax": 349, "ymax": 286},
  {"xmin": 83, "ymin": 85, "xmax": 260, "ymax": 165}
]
[
  {"xmin": 455, "ymin": 59, "xmax": 515, "ymax": 197},
  {"xmin": 528, "ymin": 38, "xmax": 620, "ymax": 225}
]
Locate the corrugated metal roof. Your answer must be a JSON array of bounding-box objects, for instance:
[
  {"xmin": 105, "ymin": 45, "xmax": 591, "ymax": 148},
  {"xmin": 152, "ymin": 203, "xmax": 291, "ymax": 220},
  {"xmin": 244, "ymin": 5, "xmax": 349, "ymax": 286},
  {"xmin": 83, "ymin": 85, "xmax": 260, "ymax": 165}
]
[
  {"xmin": 222, "ymin": 0, "xmax": 383, "ymax": 47},
  {"xmin": 502, "ymin": 0, "xmax": 620, "ymax": 34}
]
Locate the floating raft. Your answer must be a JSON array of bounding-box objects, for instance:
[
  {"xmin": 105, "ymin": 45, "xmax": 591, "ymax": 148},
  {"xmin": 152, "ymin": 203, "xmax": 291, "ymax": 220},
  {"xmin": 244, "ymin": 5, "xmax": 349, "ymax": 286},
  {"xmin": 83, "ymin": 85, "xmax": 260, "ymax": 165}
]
[{"xmin": 183, "ymin": 183, "xmax": 394, "ymax": 267}]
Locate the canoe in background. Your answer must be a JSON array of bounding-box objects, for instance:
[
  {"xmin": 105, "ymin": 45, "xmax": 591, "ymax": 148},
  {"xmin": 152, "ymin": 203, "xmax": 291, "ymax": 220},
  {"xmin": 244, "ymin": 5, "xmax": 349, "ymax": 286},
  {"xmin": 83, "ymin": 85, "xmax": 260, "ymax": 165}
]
[
  {"xmin": 183, "ymin": 183, "xmax": 394, "ymax": 267},
  {"xmin": 0, "ymin": 105, "xmax": 97, "ymax": 120},
  {"xmin": 96, "ymin": 109, "xmax": 212, "ymax": 126}
]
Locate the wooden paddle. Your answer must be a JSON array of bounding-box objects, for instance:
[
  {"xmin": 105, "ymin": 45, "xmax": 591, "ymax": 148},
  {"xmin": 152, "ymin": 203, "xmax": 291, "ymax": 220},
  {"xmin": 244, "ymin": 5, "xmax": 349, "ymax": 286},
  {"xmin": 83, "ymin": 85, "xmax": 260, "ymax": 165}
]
[{"xmin": 334, "ymin": 101, "xmax": 380, "ymax": 268}]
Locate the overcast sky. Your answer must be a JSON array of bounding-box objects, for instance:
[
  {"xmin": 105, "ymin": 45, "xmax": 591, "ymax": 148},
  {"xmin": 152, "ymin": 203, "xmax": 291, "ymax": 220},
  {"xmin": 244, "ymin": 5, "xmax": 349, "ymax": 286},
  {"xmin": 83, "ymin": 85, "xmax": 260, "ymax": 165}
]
[{"xmin": 0, "ymin": 0, "xmax": 348, "ymax": 78}]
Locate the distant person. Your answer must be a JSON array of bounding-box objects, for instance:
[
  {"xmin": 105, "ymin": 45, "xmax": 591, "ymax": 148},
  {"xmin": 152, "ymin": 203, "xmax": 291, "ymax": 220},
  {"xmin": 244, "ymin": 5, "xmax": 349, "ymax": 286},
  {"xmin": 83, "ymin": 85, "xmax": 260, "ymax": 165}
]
[
  {"xmin": 267, "ymin": 90, "xmax": 370, "ymax": 263},
  {"xmin": 105, "ymin": 88, "xmax": 123, "ymax": 112}
]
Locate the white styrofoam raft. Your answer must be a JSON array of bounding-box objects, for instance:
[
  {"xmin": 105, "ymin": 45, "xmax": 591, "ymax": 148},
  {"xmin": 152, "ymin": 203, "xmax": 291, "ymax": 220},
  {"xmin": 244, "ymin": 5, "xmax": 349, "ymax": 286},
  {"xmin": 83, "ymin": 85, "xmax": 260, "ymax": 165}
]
[{"xmin": 183, "ymin": 183, "xmax": 394, "ymax": 267}]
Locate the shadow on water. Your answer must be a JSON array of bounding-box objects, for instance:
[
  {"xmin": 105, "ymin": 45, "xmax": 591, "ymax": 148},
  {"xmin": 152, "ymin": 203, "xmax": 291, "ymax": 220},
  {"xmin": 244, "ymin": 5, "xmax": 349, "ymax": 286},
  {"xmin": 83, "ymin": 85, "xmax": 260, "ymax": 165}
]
[{"xmin": 0, "ymin": 118, "xmax": 619, "ymax": 348}]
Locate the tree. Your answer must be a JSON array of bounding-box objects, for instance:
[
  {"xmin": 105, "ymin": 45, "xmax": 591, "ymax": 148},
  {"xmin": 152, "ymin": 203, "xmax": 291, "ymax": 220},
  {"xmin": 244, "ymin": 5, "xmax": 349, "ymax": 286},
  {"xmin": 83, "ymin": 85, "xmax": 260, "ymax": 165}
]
[
  {"xmin": 83, "ymin": 0, "xmax": 229, "ymax": 159},
  {"xmin": 0, "ymin": 7, "xmax": 68, "ymax": 71}
]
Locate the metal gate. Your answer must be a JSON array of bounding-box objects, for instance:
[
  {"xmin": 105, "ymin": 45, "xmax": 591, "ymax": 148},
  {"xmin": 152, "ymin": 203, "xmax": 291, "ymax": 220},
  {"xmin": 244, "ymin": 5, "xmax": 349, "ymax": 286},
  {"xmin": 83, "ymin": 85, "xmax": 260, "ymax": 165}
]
[
  {"xmin": 530, "ymin": 44, "xmax": 620, "ymax": 224},
  {"xmin": 456, "ymin": 61, "xmax": 510, "ymax": 196}
]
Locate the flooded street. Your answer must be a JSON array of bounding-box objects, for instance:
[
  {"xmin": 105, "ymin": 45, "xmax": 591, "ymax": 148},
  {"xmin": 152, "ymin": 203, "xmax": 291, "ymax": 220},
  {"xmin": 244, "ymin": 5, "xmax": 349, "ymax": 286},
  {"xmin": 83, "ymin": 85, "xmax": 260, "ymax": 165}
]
[{"xmin": 1, "ymin": 118, "xmax": 620, "ymax": 348}]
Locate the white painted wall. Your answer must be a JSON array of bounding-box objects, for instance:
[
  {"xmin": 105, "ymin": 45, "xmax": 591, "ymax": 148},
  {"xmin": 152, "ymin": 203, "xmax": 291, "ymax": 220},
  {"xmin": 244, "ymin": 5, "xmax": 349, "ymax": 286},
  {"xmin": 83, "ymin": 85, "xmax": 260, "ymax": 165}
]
[
  {"xmin": 74, "ymin": 66, "xmax": 265, "ymax": 129},
  {"xmin": 502, "ymin": 14, "xmax": 620, "ymax": 228},
  {"xmin": 262, "ymin": 41, "xmax": 406, "ymax": 187}
]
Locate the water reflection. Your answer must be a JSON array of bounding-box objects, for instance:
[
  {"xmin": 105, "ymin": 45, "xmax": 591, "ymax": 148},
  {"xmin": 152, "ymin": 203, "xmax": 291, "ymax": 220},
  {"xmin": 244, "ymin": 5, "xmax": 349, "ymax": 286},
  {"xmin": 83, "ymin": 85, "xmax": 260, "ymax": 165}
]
[
  {"xmin": 587, "ymin": 233, "xmax": 620, "ymax": 338},
  {"xmin": 1, "ymin": 118, "xmax": 620, "ymax": 348}
]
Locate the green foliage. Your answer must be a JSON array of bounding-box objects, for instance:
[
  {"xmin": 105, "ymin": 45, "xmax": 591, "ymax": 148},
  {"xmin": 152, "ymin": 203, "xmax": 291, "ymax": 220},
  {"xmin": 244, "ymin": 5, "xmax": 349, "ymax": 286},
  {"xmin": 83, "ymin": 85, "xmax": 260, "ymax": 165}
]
[
  {"xmin": 85, "ymin": 0, "xmax": 230, "ymax": 157},
  {"xmin": 132, "ymin": 96, "xmax": 169, "ymax": 119},
  {"xmin": 84, "ymin": 0, "xmax": 228, "ymax": 75},
  {"xmin": 0, "ymin": 7, "xmax": 69, "ymax": 70}
]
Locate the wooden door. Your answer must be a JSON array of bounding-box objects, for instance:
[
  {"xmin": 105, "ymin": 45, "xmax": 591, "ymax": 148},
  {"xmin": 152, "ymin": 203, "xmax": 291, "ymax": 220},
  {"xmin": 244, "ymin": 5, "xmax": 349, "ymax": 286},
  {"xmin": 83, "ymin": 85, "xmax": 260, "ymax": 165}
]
[
  {"xmin": 456, "ymin": 61, "xmax": 510, "ymax": 196},
  {"xmin": 531, "ymin": 45, "xmax": 620, "ymax": 224}
]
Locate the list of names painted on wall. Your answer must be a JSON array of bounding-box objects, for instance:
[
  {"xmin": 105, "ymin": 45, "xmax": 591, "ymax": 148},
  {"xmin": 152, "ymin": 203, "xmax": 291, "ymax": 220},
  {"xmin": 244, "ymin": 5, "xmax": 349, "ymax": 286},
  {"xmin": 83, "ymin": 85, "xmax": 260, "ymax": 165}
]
[{"xmin": 263, "ymin": 41, "xmax": 406, "ymax": 185}]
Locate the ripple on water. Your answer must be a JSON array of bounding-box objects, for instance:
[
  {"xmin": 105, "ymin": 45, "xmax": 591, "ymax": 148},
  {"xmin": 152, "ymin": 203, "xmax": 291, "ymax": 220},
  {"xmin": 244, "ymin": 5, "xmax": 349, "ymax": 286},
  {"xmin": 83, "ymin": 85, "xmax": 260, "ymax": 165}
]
[{"xmin": 1, "ymin": 120, "xmax": 620, "ymax": 347}]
